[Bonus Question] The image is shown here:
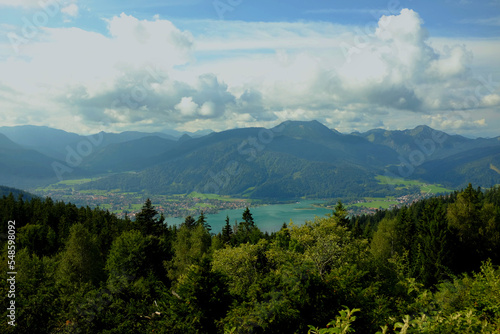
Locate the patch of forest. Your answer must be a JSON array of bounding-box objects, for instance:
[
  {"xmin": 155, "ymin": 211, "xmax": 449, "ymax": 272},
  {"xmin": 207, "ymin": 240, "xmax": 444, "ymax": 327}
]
[{"xmin": 1, "ymin": 184, "xmax": 499, "ymax": 333}]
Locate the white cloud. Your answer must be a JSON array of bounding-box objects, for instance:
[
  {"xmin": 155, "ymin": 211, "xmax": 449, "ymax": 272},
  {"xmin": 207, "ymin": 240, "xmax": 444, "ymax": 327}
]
[
  {"xmin": 0, "ymin": 13, "xmax": 198, "ymax": 132},
  {"xmin": 175, "ymin": 97, "xmax": 199, "ymax": 117},
  {"xmin": 200, "ymin": 101, "xmax": 216, "ymax": 116},
  {"xmin": 61, "ymin": 3, "xmax": 78, "ymax": 17},
  {"xmin": 474, "ymin": 118, "xmax": 486, "ymax": 126},
  {"xmin": 0, "ymin": 9, "xmax": 498, "ymax": 136},
  {"xmin": 187, "ymin": 8, "xmax": 483, "ymax": 120},
  {"xmin": 423, "ymin": 113, "xmax": 488, "ymax": 133},
  {"xmin": 427, "ymin": 45, "xmax": 472, "ymax": 79},
  {"xmin": 481, "ymin": 94, "xmax": 500, "ymax": 107}
]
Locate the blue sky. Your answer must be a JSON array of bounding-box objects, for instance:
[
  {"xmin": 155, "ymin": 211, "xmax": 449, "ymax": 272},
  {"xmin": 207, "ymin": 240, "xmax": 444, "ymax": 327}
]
[{"xmin": 0, "ymin": 0, "xmax": 499, "ymax": 136}]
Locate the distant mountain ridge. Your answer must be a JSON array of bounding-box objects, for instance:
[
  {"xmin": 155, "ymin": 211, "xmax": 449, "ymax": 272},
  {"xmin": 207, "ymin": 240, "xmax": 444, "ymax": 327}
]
[
  {"xmin": 0, "ymin": 133, "xmax": 73, "ymax": 188},
  {"xmin": 0, "ymin": 133, "xmax": 22, "ymax": 150},
  {"xmin": 0, "ymin": 125, "xmax": 212, "ymax": 160},
  {"xmin": 353, "ymin": 125, "xmax": 499, "ymax": 160},
  {"xmin": 1, "ymin": 121, "xmax": 499, "ymax": 199},
  {"xmin": 0, "ymin": 185, "xmax": 36, "ymax": 200}
]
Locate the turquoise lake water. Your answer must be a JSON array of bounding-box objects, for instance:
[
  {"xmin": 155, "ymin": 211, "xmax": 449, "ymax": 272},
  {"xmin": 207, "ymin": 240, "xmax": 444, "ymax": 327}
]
[{"xmin": 165, "ymin": 200, "xmax": 333, "ymax": 233}]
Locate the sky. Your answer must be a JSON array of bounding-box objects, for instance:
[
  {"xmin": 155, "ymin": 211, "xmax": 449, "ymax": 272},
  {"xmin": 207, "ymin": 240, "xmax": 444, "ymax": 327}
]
[{"xmin": 0, "ymin": 0, "xmax": 499, "ymax": 137}]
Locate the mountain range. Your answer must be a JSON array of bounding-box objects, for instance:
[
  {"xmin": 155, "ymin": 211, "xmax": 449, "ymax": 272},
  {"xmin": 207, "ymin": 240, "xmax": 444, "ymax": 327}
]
[{"xmin": 1, "ymin": 120, "xmax": 499, "ymax": 199}]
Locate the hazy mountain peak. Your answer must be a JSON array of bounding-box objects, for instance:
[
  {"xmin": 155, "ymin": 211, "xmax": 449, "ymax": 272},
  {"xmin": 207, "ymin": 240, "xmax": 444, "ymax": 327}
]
[
  {"xmin": 407, "ymin": 124, "xmax": 435, "ymax": 136},
  {"xmin": 162, "ymin": 128, "xmax": 214, "ymax": 139},
  {"xmin": 178, "ymin": 133, "xmax": 192, "ymax": 142},
  {"xmin": 274, "ymin": 120, "xmax": 337, "ymax": 140},
  {"xmin": 278, "ymin": 119, "xmax": 326, "ymax": 128},
  {"xmin": 414, "ymin": 124, "xmax": 432, "ymax": 130},
  {"xmin": 0, "ymin": 133, "xmax": 22, "ymax": 149},
  {"xmin": 0, "ymin": 125, "xmax": 82, "ymax": 159},
  {"xmin": 2, "ymin": 121, "xmax": 500, "ymax": 196}
]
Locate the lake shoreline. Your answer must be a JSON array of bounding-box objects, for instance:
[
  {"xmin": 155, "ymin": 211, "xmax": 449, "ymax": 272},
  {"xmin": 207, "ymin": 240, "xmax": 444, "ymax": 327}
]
[{"xmin": 165, "ymin": 200, "xmax": 333, "ymax": 233}]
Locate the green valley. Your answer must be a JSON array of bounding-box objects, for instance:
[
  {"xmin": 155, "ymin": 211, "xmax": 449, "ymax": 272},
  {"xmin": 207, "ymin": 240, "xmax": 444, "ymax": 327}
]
[{"xmin": 33, "ymin": 177, "xmax": 252, "ymax": 219}]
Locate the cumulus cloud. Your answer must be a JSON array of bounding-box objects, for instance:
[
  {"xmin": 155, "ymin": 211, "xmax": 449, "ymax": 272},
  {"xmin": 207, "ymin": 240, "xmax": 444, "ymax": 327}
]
[
  {"xmin": 61, "ymin": 3, "xmax": 78, "ymax": 17},
  {"xmin": 329, "ymin": 9, "xmax": 474, "ymax": 113},
  {"xmin": 188, "ymin": 7, "xmax": 481, "ymax": 125},
  {"xmin": 424, "ymin": 114, "xmax": 488, "ymax": 132},
  {"xmin": 481, "ymin": 94, "xmax": 500, "ymax": 107},
  {"xmin": 175, "ymin": 97, "xmax": 199, "ymax": 117},
  {"xmin": 0, "ymin": 13, "xmax": 204, "ymax": 131},
  {"xmin": 0, "ymin": 8, "xmax": 498, "ymax": 135}
]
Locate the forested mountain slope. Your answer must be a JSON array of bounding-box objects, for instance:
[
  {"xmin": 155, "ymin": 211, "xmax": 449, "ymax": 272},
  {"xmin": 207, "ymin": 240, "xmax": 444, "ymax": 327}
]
[{"xmin": 1, "ymin": 121, "xmax": 500, "ymax": 198}]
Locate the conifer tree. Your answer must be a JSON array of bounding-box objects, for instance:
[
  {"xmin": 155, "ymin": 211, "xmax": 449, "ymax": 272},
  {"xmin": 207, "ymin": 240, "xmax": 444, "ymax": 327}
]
[
  {"xmin": 221, "ymin": 215, "xmax": 233, "ymax": 244},
  {"xmin": 234, "ymin": 207, "xmax": 262, "ymax": 244},
  {"xmin": 352, "ymin": 219, "xmax": 362, "ymax": 238},
  {"xmin": 396, "ymin": 206, "xmax": 416, "ymax": 255},
  {"xmin": 57, "ymin": 223, "xmax": 104, "ymax": 287},
  {"xmin": 134, "ymin": 198, "xmax": 165, "ymax": 236},
  {"xmin": 333, "ymin": 200, "xmax": 349, "ymax": 228},
  {"xmin": 183, "ymin": 215, "xmax": 196, "ymax": 229},
  {"xmin": 196, "ymin": 211, "xmax": 211, "ymax": 232},
  {"xmin": 168, "ymin": 224, "xmax": 211, "ymax": 280},
  {"xmin": 447, "ymin": 183, "xmax": 481, "ymax": 244},
  {"xmin": 414, "ymin": 200, "xmax": 450, "ymax": 286},
  {"xmin": 242, "ymin": 207, "xmax": 254, "ymax": 228}
]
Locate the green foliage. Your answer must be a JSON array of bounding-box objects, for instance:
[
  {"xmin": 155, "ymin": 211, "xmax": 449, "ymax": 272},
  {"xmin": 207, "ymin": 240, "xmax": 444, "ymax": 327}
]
[
  {"xmin": 196, "ymin": 210, "xmax": 211, "ymax": 231},
  {"xmin": 105, "ymin": 230, "xmax": 150, "ymax": 292},
  {"xmin": 221, "ymin": 215, "xmax": 233, "ymax": 244},
  {"xmin": 370, "ymin": 217, "xmax": 398, "ymax": 267},
  {"xmin": 375, "ymin": 260, "xmax": 500, "ymax": 334},
  {"xmin": 413, "ymin": 199, "xmax": 450, "ymax": 286},
  {"xmin": 333, "ymin": 201, "xmax": 349, "ymax": 228},
  {"xmin": 158, "ymin": 258, "xmax": 231, "ymax": 333},
  {"xmin": 242, "ymin": 207, "xmax": 254, "ymax": 226},
  {"xmin": 389, "ymin": 310, "xmax": 498, "ymax": 334},
  {"xmin": 233, "ymin": 207, "xmax": 263, "ymax": 245},
  {"xmin": 212, "ymin": 240, "xmax": 269, "ymax": 298},
  {"xmin": 1, "ymin": 186, "xmax": 500, "ymax": 333},
  {"xmin": 183, "ymin": 215, "xmax": 196, "ymax": 228},
  {"xmin": 57, "ymin": 223, "xmax": 104, "ymax": 288},
  {"xmin": 308, "ymin": 308, "xmax": 360, "ymax": 334},
  {"xmin": 168, "ymin": 224, "xmax": 212, "ymax": 281},
  {"xmin": 0, "ymin": 186, "xmax": 35, "ymax": 199},
  {"xmin": 0, "ymin": 249, "xmax": 59, "ymax": 333},
  {"xmin": 133, "ymin": 198, "xmax": 166, "ymax": 237},
  {"xmin": 447, "ymin": 184, "xmax": 482, "ymax": 243},
  {"xmin": 433, "ymin": 260, "xmax": 500, "ymax": 324},
  {"xmin": 17, "ymin": 223, "xmax": 57, "ymax": 257},
  {"xmin": 289, "ymin": 215, "xmax": 366, "ymax": 279}
]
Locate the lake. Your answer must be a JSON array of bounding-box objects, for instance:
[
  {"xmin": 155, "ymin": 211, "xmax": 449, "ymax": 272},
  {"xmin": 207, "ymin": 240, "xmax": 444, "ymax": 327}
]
[{"xmin": 165, "ymin": 200, "xmax": 333, "ymax": 233}]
